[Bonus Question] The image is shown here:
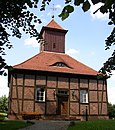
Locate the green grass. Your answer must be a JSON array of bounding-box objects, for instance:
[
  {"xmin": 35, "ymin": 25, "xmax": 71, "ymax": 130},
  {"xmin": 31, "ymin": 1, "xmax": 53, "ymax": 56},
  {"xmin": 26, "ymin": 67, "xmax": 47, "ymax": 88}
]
[
  {"xmin": 67, "ymin": 120, "xmax": 115, "ymax": 130},
  {"xmin": 0, "ymin": 120, "xmax": 33, "ymax": 130}
]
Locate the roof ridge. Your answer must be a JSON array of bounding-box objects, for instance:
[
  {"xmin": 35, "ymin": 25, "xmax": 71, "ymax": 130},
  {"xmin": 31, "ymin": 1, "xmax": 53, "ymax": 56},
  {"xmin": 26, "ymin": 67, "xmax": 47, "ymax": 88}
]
[{"xmin": 42, "ymin": 51, "xmax": 67, "ymax": 55}]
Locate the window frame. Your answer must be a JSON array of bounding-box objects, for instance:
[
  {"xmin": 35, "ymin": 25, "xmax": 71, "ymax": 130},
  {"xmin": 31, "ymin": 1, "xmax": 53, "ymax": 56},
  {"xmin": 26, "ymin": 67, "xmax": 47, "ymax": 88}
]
[
  {"xmin": 80, "ymin": 89, "xmax": 88, "ymax": 104},
  {"xmin": 35, "ymin": 86, "xmax": 45, "ymax": 102},
  {"xmin": 57, "ymin": 89, "xmax": 69, "ymax": 96}
]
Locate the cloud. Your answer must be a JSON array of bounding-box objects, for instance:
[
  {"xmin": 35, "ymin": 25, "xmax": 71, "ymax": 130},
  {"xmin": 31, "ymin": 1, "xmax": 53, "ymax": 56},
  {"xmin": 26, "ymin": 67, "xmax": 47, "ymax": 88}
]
[
  {"xmin": 55, "ymin": 4, "xmax": 61, "ymax": 9},
  {"xmin": 89, "ymin": 51, "xmax": 95, "ymax": 56},
  {"xmin": 66, "ymin": 48, "xmax": 80, "ymax": 58},
  {"xmin": 0, "ymin": 76, "xmax": 9, "ymax": 97},
  {"xmin": 89, "ymin": 2, "xmax": 108, "ymax": 20},
  {"xmin": 47, "ymin": 12, "xmax": 52, "ymax": 17},
  {"xmin": 24, "ymin": 37, "xmax": 39, "ymax": 48},
  {"xmin": 47, "ymin": 4, "xmax": 61, "ymax": 17},
  {"xmin": 66, "ymin": 48, "xmax": 79, "ymax": 55}
]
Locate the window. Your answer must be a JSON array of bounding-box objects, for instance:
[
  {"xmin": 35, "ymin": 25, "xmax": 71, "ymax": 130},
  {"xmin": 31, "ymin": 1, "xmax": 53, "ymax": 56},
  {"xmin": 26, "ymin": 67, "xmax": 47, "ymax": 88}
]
[
  {"xmin": 55, "ymin": 62, "xmax": 67, "ymax": 67},
  {"xmin": 80, "ymin": 90, "xmax": 88, "ymax": 103},
  {"xmin": 57, "ymin": 89, "xmax": 69, "ymax": 96},
  {"xmin": 51, "ymin": 62, "xmax": 72, "ymax": 68},
  {"xmin": 36, "ymin": 87, "xmax": 45, "ymax": 102},
  {"xmin": 53, "ymin": 43, "xmax": 56, "ymax": 48}
]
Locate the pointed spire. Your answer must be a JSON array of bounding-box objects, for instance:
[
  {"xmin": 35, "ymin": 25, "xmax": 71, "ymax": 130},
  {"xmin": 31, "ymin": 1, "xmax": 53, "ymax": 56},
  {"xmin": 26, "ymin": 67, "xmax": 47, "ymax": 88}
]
[{"xmin": 46, "ymin": 19, "xmax": 65, "ymax": 30}]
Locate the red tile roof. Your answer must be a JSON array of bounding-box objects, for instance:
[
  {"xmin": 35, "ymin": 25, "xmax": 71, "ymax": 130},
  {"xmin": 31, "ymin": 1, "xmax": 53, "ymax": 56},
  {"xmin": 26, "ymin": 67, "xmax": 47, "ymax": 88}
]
[
  {"xmin": 13, "ymin": 51, "xmax": 98, "ymax": 76},
  {"xmin": 40, "ymin": 20, "xmax": 68, "ymax": 36},
  {"xmin": 46, "ymin": 19, "xmax": 65, "ymax": 30}
]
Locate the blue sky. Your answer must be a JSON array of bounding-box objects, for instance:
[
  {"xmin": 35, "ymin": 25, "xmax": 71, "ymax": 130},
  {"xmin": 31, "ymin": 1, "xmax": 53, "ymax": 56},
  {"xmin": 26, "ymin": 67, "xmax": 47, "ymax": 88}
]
[{"xmin": 0, "ymin": 1, "xmax": 115, "ymax": 104}]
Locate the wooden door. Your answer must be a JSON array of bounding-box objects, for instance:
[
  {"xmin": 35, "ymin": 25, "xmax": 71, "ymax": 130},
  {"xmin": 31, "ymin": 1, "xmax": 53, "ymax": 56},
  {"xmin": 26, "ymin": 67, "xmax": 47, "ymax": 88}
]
[{"xmin": 58, "ymin": 97, "xmax": 68, "ymax": 115}]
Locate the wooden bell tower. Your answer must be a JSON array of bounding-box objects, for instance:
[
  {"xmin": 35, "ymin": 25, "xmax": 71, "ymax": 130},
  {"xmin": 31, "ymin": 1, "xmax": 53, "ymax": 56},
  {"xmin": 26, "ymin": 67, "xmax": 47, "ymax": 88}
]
[{"xmin": 39, "ymin": 20, "xmax": 68, "ymax": 53}]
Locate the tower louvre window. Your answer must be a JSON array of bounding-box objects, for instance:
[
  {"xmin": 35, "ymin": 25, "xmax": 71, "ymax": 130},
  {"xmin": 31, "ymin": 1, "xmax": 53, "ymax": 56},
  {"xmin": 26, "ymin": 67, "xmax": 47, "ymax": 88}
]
[{"xmin": 53, "ymin": 43, "xmax": 56, "ymax": 48}]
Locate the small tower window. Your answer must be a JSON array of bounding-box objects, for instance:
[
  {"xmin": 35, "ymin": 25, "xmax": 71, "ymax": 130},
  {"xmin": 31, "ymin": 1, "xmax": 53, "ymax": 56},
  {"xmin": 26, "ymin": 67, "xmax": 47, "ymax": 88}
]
[{"xmin": 53, "ymin": 43, "xmax": 56, "ymax": 48}]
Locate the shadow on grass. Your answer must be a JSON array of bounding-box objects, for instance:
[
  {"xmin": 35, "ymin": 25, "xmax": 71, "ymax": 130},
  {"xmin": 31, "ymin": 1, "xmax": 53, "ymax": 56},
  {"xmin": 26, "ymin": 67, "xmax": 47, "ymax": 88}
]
[
  {"xmin": 67, "ymin": 120, "xmax": 115, "ymax": 130},
  {"xmin": 0, "ymin": 120, "xmax": 34, "ymax": 130}
]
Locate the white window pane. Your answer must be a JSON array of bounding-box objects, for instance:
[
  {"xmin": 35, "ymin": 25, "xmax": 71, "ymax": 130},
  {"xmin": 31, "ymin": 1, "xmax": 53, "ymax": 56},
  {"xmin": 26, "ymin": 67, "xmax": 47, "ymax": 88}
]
[
  {"xmin": 80, "ymin": 90, "xmax": 88, "ymax": 103},
  {"xmin": 36, "ymin": 87, "xmax": 45, "ymax": 102}
]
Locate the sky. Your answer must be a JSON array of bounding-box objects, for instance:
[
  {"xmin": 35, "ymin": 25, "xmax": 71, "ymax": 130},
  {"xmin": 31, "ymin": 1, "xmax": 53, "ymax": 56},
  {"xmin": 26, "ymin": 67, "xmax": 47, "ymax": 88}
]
[{"xmin": 0, "ymin": 1, "xmax": 115, "ymax": 104}]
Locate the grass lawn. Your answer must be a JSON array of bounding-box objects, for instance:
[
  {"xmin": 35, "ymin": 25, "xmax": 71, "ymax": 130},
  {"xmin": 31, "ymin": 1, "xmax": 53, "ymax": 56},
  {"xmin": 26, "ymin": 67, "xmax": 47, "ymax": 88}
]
[
  {"xmin": 0, "ymin": 120, "xmax": 33, "ymax": 130},
  {"xmin": 68, "ymin": 120, "xmax": 115, "ymax": 130}
]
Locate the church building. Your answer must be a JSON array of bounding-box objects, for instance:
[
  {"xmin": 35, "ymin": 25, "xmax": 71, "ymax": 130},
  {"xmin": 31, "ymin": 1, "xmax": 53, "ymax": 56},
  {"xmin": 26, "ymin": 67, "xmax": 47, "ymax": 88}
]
[{"xmin": 8, "ymin": 20, "xmax": 108, "ymax": 120}]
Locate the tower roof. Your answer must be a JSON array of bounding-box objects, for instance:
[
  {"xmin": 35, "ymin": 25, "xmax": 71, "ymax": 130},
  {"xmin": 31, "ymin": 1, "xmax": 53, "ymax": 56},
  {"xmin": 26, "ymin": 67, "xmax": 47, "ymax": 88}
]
[
  {"xmin": 46, "ymin": 19, "xmax": 65, "ymax": 30},
  {"xmin": 40, "ymin": 20, "xmax": 68, "ymax": 36}
]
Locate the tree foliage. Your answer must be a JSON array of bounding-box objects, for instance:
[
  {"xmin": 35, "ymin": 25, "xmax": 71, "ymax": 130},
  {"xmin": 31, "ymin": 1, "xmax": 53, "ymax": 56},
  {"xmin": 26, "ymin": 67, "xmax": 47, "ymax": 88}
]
[
  {"xmin": 0, "ymin": 0, "xmax": 42, "ymax": 76},
  {"xmin": 0, "ymin": 0, "xmax": 115, "ymax": 77},
  {"xmin": 108, "ymin": 102, "xmax": 115, "ymax": 118},
  {"xmin": 58, "ymin": 0, "xmax": 115, "ymax": 78},
  {"xmin": 0, "ymin": 95, "xmax": 8, "ymax": 112}
]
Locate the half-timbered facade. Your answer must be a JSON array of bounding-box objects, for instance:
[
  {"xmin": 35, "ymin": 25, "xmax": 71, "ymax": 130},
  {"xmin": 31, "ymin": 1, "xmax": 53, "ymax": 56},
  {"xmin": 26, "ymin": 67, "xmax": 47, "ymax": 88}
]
[{"xmin": 8, "ymin": 20, "xmax": 108, "ymax": 120}]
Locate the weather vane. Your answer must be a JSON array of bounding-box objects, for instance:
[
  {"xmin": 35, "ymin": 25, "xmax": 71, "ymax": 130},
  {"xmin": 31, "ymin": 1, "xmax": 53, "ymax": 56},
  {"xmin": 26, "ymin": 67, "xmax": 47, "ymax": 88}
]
[{"xmin": 50, "ymin": 4, "xmax": 57, "ymax": 19}]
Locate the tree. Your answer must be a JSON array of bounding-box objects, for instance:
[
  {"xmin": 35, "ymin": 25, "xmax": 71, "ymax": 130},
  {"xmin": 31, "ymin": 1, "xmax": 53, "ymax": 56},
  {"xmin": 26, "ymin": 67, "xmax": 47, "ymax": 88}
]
[
  {"xmin": 0, "ymin": 0, "xmax": 43, "ymax": 76},
  {"xmin": 108, "ymin": 102, "xmax": 115, "ymax": 118},
  {"xmin": 0, "ymin": 95, "xmax": 8, "ymax": 112},
  {"xmin": 58, "ymin": 0, "xmax": 115, "ymax": 78},
  {"xmin": 0, "ymin": 0, "xmax": 115, "ymax": 77}
]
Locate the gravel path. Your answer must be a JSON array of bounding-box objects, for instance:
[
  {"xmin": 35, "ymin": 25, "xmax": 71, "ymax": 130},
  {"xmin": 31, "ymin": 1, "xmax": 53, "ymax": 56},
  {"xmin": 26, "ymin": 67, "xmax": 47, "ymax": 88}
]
[{"xmin": 19, "ymin": 120, "xmax": 70, "ymax": 130}]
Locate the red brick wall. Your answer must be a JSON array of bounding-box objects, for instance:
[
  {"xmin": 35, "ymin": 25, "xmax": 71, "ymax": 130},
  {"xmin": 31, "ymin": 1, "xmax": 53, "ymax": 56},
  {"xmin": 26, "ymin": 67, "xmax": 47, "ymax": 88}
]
[
  {"xmin": 90, "ymin": 103, "xmax": 98, "ymax": 114},
  {"xmin": 46, "ymin": 102, "xmax": 56, "ymax": 114},
  {"xmin": 47, "ymin": 89, "xmax": 55, "ymax": 100},
  {"xmin": 80, "ymin": 79, "xmax": 88, "ymax": 88},
  {"xmin": 9, "ymin": 73, "xmax": 108, "ymax": 120},
  {"xmin": 36, "ymin": 76, "xmax": 46, "ymax": 85},
  {"xmin": 70, "ymin": 78, "xmax": 78, "ymax": 89},
  {"xmin": 47, "ymin": 76, "xmax": 57, "ymax": 88},
  {"xmin": 25, "ymin": 75, "xmax": 35, "ymax": 86},
  {"xmin": 70, "ymin": 103, "xmax": 79, "ymax": 115},
  {"xmin": 58, "ymin": 77, "xmax": 69, "ymax": 88},
  {"xmin": 35, "ymin": 103, "xmax": 45, "ymax": 114}
]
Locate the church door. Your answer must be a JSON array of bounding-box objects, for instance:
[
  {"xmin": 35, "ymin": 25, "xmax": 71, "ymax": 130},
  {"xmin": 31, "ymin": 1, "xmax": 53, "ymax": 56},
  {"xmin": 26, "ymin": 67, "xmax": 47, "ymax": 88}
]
[{"xmin": 58, "ymin": 97, "xmax": 68, "ymax": 115}]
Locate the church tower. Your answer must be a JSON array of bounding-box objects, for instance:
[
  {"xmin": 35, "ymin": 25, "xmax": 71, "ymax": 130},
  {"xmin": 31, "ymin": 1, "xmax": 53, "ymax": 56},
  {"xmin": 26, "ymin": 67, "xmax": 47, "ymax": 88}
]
[{"xmin": 39, "ymin": 20, "xmax": 68, "ymax": 53}]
